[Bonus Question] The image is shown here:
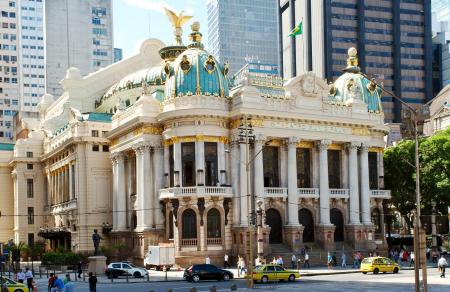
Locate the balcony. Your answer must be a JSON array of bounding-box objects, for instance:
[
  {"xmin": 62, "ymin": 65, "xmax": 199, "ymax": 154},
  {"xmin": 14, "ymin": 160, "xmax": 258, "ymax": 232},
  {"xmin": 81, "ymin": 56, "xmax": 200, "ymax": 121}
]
[
  {"xmin": 263, "ymin": 187, "xmax": 288, "ymax": 198},
  {"xmin": 329, "ymin": 189, "xmax": 349, "ymax": 200},
  {"xmin": 181, "ymin": 238, "xmax": 198, "ymax": 246},
  {"xmin": 206, "ymin": 238, "xmax": 223, "ymax": 245},
  {"xmin": 159, "ymin": 186, "xmax": 233, "ymax": 199},
  {"xmin": 50, "ymin": 199, "xmax": 77, "ymax": 215},
  {"xmin": 370, "ymin": 189, "xmax": 391, "ymax": 199},
  {"xmin": 297, "ymin": 188, "xmax": 320, "ymax": 199}
]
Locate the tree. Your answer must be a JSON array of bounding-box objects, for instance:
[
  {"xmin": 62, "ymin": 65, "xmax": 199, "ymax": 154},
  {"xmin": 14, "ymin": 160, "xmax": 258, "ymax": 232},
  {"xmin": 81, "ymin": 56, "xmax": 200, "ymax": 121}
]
[{"xmin": 384, "ymin": 128, "xmax": 450, "ymax": 231}]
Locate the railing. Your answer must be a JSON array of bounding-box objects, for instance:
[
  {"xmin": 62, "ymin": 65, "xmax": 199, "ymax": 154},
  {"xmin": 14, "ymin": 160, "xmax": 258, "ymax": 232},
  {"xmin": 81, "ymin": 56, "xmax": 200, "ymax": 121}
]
[
  {"xmin": 181, "ymin": 238, "xmax": 198, "ymax": 246},
  {"xmin": 329, "ymin": 189, "xmax": 350, "ymax": 199},
  {"xmin": 297, "ymin": 188, "xmax": 320, "ymax": 198},
  {"xmin": 50, "ymin": 199, "xmax": 78, "ymax": 214},
  {"xmin": 263, "ymin": 187, "xmax": 288, "ymax": 197},
  {"xmin": 206, "ymin": 238, "xmax": 223, "ymax": 245},
  {"xmin": 159, "ymin": 186, "xmax": 233, "ymax": 199},
  {"xmin": 370, "ymin": 189, "xmax": 391, "ymax": 199}
]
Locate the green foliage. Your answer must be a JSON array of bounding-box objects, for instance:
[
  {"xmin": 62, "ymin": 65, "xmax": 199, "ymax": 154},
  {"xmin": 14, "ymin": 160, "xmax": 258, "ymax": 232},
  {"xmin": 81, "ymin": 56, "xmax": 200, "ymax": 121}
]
[
  {"xmin": 384, "ymin": 128, "xmax": 450, "ymax": 229},
  {"xmin": 42, "ymin": 251, "xmax": 84, "ymax": 266}
]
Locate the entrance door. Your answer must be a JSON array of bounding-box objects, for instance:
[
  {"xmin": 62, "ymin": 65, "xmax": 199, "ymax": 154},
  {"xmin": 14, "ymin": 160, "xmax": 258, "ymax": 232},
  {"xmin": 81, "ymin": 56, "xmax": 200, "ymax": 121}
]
[
  {"xmin": 266, "ymin": 208, "xmax": 282, "ymax": 243},
  {"xmin": 330, "ymin": 208, "xmax": 344, "ymax": 242},
  {"xmin": 298, "ymin": 208, "xmax": 314, "ymax": 242}
]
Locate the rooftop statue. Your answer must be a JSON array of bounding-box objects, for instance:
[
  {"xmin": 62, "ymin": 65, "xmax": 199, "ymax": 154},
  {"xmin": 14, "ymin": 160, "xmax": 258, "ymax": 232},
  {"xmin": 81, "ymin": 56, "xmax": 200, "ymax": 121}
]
[{"xmin": 164, "ymin": 7, "xmax": 192, "ymax": 46}]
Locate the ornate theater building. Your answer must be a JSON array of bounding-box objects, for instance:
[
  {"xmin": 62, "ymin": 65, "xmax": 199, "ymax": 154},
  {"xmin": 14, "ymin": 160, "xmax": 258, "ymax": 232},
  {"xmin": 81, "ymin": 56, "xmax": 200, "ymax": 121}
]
[{"xmin": 0, "ymin": 16, "xmax": 390, "ymax": 265}]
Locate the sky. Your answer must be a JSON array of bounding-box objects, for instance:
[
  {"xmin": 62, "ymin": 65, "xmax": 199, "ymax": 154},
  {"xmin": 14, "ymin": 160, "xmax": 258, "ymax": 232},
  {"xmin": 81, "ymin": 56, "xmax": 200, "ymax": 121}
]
[{"xmin": 113, "ymin": 0, "xmax": 209, "ymax": 58}]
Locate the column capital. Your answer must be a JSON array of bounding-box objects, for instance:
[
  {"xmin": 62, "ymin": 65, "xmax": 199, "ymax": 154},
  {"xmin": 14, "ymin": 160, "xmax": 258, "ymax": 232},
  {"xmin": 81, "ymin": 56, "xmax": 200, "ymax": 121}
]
[
  {"xmin": 287, "ymin": 136, "xmax": 300, "ymax": 146},
  {"xmin": 346, "ymin": 141, "xmax": 361, "ymax": 150},
  {"xmin": 254, "ymin": 134, "xmax": 267, "ymax": 145},
  {"xmin": 359, "ymin": 143, "xmax": 369, "ymax": 152},
  {"xmin": 132, "ymin": 143, "xmax": 151, "ymax": 155},
  {"xmin": 316, "ymin": 139, "xmax": 332, "ymax": 151},
  {"xmin": 230, "ymin": 133, "xmax": 240, "ymax": 145}
]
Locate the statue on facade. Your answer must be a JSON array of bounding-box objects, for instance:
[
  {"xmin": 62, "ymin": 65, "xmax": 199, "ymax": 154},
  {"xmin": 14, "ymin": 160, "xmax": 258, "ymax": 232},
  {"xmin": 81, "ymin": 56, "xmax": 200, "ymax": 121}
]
[{"xmin": 92, "ymin": 229, "xmax": 103, "ymax": 256}]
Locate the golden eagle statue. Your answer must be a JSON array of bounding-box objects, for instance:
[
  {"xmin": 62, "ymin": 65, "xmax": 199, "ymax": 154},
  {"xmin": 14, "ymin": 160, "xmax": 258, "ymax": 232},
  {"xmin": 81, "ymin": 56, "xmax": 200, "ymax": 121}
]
[{"xmin": 163, "ymin": 7, "xmax": 192, "ymax": 46}]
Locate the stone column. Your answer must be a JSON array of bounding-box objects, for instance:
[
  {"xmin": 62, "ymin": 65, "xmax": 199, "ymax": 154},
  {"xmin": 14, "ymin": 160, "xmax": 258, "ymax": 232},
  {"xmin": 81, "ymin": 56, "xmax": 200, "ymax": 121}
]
[
  {"xmin": 163, "ymin": 145, "xmax": 170, "ymax": 187},
  {"xmin": 65, "ymin": 166, "xmax": 69, "ymax": 201},
  {"xmin": 253, "ymin": 135, "xmax": 265, "ymax": 200},
  {"xmin": 68, "ymin": 164, "xmax": 73, "ymax": 200},
  {"xmin": 196, "ymin": 140, "xmax": 205, "ymax": 185},
  {"xmin": 360, "ymin": 144, "xmax": 372, "ymax": 225},
  {"xmin": 318, "ymin": 140, "xmax": 331, "ymax": 225},
  {"xmin": 218, "ymin": 142, "xmax": 227, "ymax": 185},
  {"xmin": 239, "ymin": 142, "xmax": 248, "ymax": 226},
  {"xmin": 231, "ymin": 140, "xmax": 240, "ymax": 225},
  {"xmin": 287, "ymin": 137, "xmax": 300, "ymax": 226},
  {"xmin": 111, "ymin": 155, "xmax": 118, "ymax": 230},
  {"xmin": 348, "ymin": 142, "xmax": 361, "ymax": 225},
  {"xmin": 153, "ymin": 146, "xmax": 165, "ymax": 228},
  {"xmin": 117, "ymin": 154, "xmax": 127, "ymax": 231},
  {"xmin": 143, "ymin": 145, "xmax": 154, "ymax": 228},
  {"xmin": 174, "ymin": 142, "xmax": 182, "ymax": 187},
  {"xmin": 135, "ymin": 147, "xmax": 145, "ymax": 230}
]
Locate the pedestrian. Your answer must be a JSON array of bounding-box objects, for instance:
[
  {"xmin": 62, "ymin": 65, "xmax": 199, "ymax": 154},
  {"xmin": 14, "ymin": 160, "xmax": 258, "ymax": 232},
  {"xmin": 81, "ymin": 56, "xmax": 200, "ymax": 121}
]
[
  {"xmin": 402, "ymin": 250, "xmax": 409, "ymax": 266},
  {"xmin": 224, "ymin": 253, "xmax": 229, "ymax": 268},
  {"xmin": 432, "ymin": 249, "xmax": 439, "ymax": 264},
  {"xmin": 237, "ymin": 255, "xmax": 242, "ymax": 277},
  {"xmin": 291, "ymin": 254, "xmax": 297, "ymax": 269},
  {"xmin": 205, "ymin": 255, "xmax": 211, "ymax": 265},
  {"xmin": 332, "ymin": 252, "xmax": 337, "ymax": 267},
  {"xmin": 357, "ymin": 251, "xmax": 363, "ymax": 267},
  {"xmin": 353, "ymin": 252, "xmax": 359, "ymax": 269},
  {"xmin": 409, "ymin": 252, "xmax": 415, "ymax": 267},
  {"xmin": 394, "ymin": 250, "xmax": 399, "ymax": 263},
  {"xmin": 48, "ymin": 273, "xmax": 56, "ymax": 292},
  {"xmin": 426, "ymin": 247, "xmax": 430, "ymax": 261},
  {"xmin": 300, "ymin": 246, "xmax": 306, "ymax": 257},
  {"xmin": 341, "ymin": 252, "xmax": 347, "ymax": 268},
  {"xmin": 303, "ymin": 252, "xmax": 310, "ymax": 268},
  {"xmin": 64, "ymin": 273, "xmax": 75, "ymax": 292},
  {"xmin": 240, "ymin": 258, "xmax": 246, "ymax": 276},
  {"xmin": 88, "ymin": 272, "xmax": 97, "ymax": 292},
  {"xmin": 63, "ymin": 274, "xmax": 70, "ymax": 285},
  {"xmin": 17, "ymin": 269, "xmax": 25, "ymax": 283},
  {"xmin": 327, "ymin": 252, "xmax": 333, "ymax": 270},
  {"xmin": 438, "ymin": 255, "xmax": 448, "ymax": 278},
  {"xmin": 50, "ymin": 275, "xmax": 64, "ymax": 292},
  {"xmin": 24, "ymin": 267, "xmax": 33, "ymax": 291},
  {"xmin": 276, "ymin": 256, "xmax": 284, "ymax": 267},
  {"xmin": 77, "ymin": 261, "xmax": 83, "ymax": 279},
  {"xmin": 271, "ymin": 257, "xmax": 277, "ymax": 265}
]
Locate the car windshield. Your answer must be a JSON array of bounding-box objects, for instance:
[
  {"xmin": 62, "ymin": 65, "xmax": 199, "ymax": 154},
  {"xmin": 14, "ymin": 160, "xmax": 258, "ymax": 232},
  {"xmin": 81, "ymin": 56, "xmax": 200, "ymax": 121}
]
[{"xmin": 361, "ymin": 258, "xmax": 372, "ymax": 264}]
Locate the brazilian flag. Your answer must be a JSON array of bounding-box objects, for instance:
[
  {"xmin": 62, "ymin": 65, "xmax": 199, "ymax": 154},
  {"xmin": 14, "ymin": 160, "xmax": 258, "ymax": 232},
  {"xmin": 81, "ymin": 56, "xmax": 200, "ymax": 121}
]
[{"xmin": 289, "ymin": 21, "xmax": 303, "ymax": 37}]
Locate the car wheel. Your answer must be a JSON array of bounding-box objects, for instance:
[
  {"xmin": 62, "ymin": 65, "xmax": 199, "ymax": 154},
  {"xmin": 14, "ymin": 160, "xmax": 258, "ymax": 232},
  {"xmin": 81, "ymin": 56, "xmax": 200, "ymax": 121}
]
[
  {"xmin": 362, "ymin": 272, "xmax": 367, "ymax": 274},
  {"xmin": 192, "ymin": 274, "xmax": 200, "ymax": 282},
  {"xmin": 14, "ymin": 290, "xmax": 24, "ymax": 292},
  {"xmin": 223, "ymin": 273, "xmax": 230, "ymax": 281},
  {"xmin": 393, "ymin": 268, "xmax": 399, "ymax": 274},
  {"xmin": 134, "ymin": 271, "xmax": 142, "ymax": 278},
  {"xmin": 373, "ymin": 268, "xmax": 379, "ymax": 274},
  {"xmin": 288, "ymin": 274, "xmax": 296, "ymax": 282},
  {"xmin": 261, "ymin": 275, "xmax": 269, "ymax": 283}
]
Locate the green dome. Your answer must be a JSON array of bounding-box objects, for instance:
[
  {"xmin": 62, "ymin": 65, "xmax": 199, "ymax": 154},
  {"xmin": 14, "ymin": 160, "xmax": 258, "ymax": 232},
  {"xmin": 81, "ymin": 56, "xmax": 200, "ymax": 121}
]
[{"xmin": 329, "ymin": 48, "xmax": 382, "ymax": 113}]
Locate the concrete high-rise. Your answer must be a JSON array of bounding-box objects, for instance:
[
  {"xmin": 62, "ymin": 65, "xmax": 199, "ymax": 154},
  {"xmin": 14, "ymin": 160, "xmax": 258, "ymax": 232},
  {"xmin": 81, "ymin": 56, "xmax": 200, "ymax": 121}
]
[
  {"xmin": 45, "ymin": 0, "xmax": 113, "ymax": 97},
  {"xmin": 207, "ymin": 0, "xmax": 279, "ymax": 75},
  {"xmin": 279, "ymin": 0, "xmax": 433, "ymax": 123},
  {"xmin": 0, "ymin": 0, "xmax": 19, "ymax": 141}
]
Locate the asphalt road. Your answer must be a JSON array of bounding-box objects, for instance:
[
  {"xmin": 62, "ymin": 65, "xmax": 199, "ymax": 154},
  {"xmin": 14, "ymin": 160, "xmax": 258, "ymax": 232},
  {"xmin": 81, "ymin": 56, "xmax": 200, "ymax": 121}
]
[{"xmin": 35, "ymin": 269, "xmax": 450, "ymax": 292}]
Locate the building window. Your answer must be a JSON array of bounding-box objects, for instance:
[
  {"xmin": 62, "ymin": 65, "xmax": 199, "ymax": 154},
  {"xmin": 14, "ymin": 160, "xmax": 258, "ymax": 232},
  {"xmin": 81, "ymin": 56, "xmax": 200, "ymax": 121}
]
[
  {"xmin": 27, "ymin": 207, "xmax": 34, "ymax": 224},
  {"xmin": 102, "ymin": 131, "xmax": 108, "ymax": 137},
  {"xmin": 169, "ymin": 145, "xmax": 174, "ymax": 187},
  {"xmin": 26, "ymin": 151, "xmax": 33, "ymax": 158},
  {"xmin": 181, "ymin": 142, "xmax": 196, "ymax": 187},
  {"xmin": 263, "ymin": 146, "xmax": 280, "ymax": 187},
  {"xmin": 91, "ymin": 130, "xmax": 99, "ymax": 137},
  {"xmin": 27, "ymin": 233, "xmax": 34, "ymax": 247},
  {"xmin": 207, "ymin": 208, "xmax": 221, "ymax": 238},
  {"xmin": 27, "ymin": 178, "xmax": 33, "ymax": 198},
  {"xmin": 328, "ymin": 150, "xmax": 341, "ymax": 188},
  {"xmin": 102, "ymin": 145, "xmax": 109, "ymax": 152},
  {"xmin": 27, "ymin": 163, "xmax": 33, "ymax": 170},
  {"xmin": 181, "ymin": 208, "xmax": 197, "ymax": 239},
  {"xmin": 369, "ymin": 152, "xmax": 378, "ymax": 189},
  {"xmin": 296, "ymin": 148, "xmax": 311, "ymax": 188},
  {"xmin": 204, "ymin": 142, "xmax": 218, "ymax": 186},
  {"xmin": 92, "ymin": 145, "xmax": 99, "ymax": 151}
]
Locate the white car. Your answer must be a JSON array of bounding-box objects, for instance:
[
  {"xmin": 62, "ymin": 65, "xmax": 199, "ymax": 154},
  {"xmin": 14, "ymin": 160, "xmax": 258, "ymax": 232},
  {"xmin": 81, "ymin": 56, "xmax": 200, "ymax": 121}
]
[{"xmin": 105, "ymin": 262, "xmax": 148, "ymax": 278}]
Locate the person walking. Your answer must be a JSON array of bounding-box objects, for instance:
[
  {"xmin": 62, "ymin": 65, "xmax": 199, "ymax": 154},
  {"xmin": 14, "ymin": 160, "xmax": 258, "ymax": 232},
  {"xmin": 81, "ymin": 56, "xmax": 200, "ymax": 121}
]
[
  {"xmin": 24, "ymin": 267, "xmax": 33, "ymax": 291},
  {"xmin": 409, "ymin": 252, "xmax": 415, "ymax": 267},
  {"xmin": 205, "ymin": 255, "xmax": 211, "ymax": 265},
  {"xmin": 438, "ymin": 255, "xmax": 448, "ymax": 278},
  {"xmin": 271, "ymin": 257, "xmax": 277, "ymax": 265},
  {"xmin": 50, "ymin": 275, "xmax": 64, "ymax": 292},
  {"xmin": 332, "ymin": 252, "xmax": 337, "ymax": 267},
  {"xmin": 341, "ymin": 252, "xmax": 347, "ymax": 268},
  {"xmin": 327, "ymin": 253, "xmax": 333, "ymax": 270},
  {"xmin": 303, "ymin": 252, "xmax": 310, "ymax": 268},
  {"xmin": 353, "ymin": 252, "xmax": 359, "ymax": 269},
  {"xmin": 17, "ymin": 269, "xmax": 25, "ymax": 283},
  {"xmin": 237, "ymin": 255, "xmax": 242, "ymax": 277},
  {"xmin": 88, "ymin": 272, "xmax": 97, "ymax": 292},
  {"xmin": 77, "ymin": 261, "xmax": 83, "ymax": 279},
  {"xmin": 240, "ymin": 258, "xmax": 246, "ymax": 276},
  {"xmin": 63, "ymin": 274, "xmax": 75, "ymax": 292},
  {"xmin": 224, "ymin": 253, "xmax": 229, "ymax": 268},
  {"xmin": 276, "ymin": 256, "xmax": 284, "ymax": 267},
  {"xmin": 432, "ymin": 249, "xmax": 439, "ymax": 264},
  {"xmin": 47, "ymin": 273, "xmax": 56, "ymax": 292},
  {"xmin": 291, "ymin": 254, "xmax": 297, "ymax": 269}
]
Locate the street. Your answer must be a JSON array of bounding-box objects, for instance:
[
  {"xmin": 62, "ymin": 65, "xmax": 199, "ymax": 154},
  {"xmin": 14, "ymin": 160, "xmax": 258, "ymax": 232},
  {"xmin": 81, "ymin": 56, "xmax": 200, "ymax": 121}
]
[{"xmin": 34, "ymin": 269, "xmax": 450, "ymax": 292}]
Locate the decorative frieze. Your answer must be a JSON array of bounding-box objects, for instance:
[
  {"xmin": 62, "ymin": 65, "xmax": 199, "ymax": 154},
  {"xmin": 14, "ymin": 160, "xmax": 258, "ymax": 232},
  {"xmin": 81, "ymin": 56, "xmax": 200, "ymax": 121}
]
[{"xmin": 163, "ymin": 135, "xmax": 229, "ymax": 146}]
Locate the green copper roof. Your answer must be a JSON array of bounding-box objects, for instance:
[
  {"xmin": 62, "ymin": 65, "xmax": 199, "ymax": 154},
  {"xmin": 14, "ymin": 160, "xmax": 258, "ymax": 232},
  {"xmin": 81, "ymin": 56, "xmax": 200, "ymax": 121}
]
[
  {"xmin": 0, "ymin": 143, "xmax": 14, "ymax": 151},
  {"xmin": 85, "ymin": 112, "xmax": 113, "ymax": 122}
]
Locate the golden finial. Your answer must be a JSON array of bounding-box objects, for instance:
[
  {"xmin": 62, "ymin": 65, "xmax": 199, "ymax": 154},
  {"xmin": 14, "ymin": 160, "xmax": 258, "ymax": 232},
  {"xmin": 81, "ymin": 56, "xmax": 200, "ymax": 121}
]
[
  {"xmin": 163, "ymin": 7, "xmax": 193, "ymax": 46},
  {"xmin": 346, "ymin": 47, "xmax": 359, "ymax": 68},
  {"xmin": 188, "ymin": 21, "xmax": 203, "ymax": 48}
]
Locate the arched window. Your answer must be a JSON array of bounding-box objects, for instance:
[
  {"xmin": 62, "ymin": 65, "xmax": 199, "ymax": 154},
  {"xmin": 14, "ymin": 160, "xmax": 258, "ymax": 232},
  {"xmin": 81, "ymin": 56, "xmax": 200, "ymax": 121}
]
[
  {"xmin": 182, "ymin": 209, "xmax": 197, "ymax": 239},
  {"xmin": 207, "ymin": 208, "xmax": 221, "ymax": 238}
]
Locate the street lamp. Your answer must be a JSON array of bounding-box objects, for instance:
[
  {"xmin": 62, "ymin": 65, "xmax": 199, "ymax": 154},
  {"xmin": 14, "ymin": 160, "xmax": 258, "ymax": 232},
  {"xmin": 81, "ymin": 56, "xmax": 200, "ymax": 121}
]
[
  {"xmin": 256, "ymin": 199, "xmax": 264, "ymax": 260},
  {"xmin": 358, "ymin": 72, "xmax": 428, "ymax": 292}
]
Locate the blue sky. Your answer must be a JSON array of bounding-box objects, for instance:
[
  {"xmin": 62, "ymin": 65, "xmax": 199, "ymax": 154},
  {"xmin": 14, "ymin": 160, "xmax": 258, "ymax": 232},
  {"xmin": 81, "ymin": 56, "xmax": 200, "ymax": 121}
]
[{"xmin": 113, "ymin": 0, "xmax": 208, "ymax": 58}]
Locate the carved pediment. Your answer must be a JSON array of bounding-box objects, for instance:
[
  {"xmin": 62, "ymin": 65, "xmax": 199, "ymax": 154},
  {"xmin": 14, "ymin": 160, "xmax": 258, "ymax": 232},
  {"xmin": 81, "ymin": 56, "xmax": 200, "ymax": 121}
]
[{"xmin": 284, "ymin": 71, "xmax": 330, "ymax": 99}]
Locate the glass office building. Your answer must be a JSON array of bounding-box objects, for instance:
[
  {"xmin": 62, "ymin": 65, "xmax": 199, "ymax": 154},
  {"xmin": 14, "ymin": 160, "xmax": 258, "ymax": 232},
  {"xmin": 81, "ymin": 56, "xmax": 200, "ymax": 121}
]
[{"xmin": 207, "ymin": 0, "xmax": 279, "ymax": 75}]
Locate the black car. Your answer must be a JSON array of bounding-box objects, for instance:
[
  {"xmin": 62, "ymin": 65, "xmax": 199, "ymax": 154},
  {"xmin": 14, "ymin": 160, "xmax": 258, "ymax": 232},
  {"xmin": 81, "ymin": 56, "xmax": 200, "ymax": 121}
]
[{"xmin": 184, "ymin": 264, "xmax": 233, "ymax": 282}]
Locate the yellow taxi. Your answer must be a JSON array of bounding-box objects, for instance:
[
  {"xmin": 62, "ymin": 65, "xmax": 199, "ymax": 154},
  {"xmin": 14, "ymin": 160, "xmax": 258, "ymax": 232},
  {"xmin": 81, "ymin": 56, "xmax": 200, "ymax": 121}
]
[
  {"xmin": 1, "ymin": 277, "xmax": 29, "ymax": 292},
  {"xmin": 360, "ymin": 256, "xmax": 400, "ymax": 274},
  {"xmin": 252, "ymin": 264, "xmax": 300, "ymax": 283}
]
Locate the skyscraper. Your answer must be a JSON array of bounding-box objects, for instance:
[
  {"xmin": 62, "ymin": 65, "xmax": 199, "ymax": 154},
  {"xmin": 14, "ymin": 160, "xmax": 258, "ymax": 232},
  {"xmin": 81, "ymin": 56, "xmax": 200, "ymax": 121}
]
[
  {"xmin": 207, "ymin": 0, "xmax": 279, "ymax": 75},
  {"xmin": 431, "ymin": 0, "xmax": 450, "ymax": 95},
  {"xmin": 45, "ymin": 0, "xmax": 113, "ymax": 97},
  {"xmin": 0, "ymin": 0, "xmax": 19, "ymax": 141},
  {"xmin": 114, "ymin": 48, "xmax": 123, "ymax": 62},
  {"xmin": 279, "ymin": 0, "xmax": 433, "ymax": 123}
]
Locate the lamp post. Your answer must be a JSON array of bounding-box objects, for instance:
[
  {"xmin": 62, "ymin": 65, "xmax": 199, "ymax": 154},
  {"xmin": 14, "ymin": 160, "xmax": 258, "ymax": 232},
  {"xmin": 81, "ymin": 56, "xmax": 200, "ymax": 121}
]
[
  {"xmin": 431, "ymin": 201, "xmax": 437, "ymax": 248},
  {"xmin": 358, "ymin": 72, "xmax": 428, "ymax": 292},
  {"xmin": 256, "ymin": 199, "xmax": 264, "ymax": 260}
]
